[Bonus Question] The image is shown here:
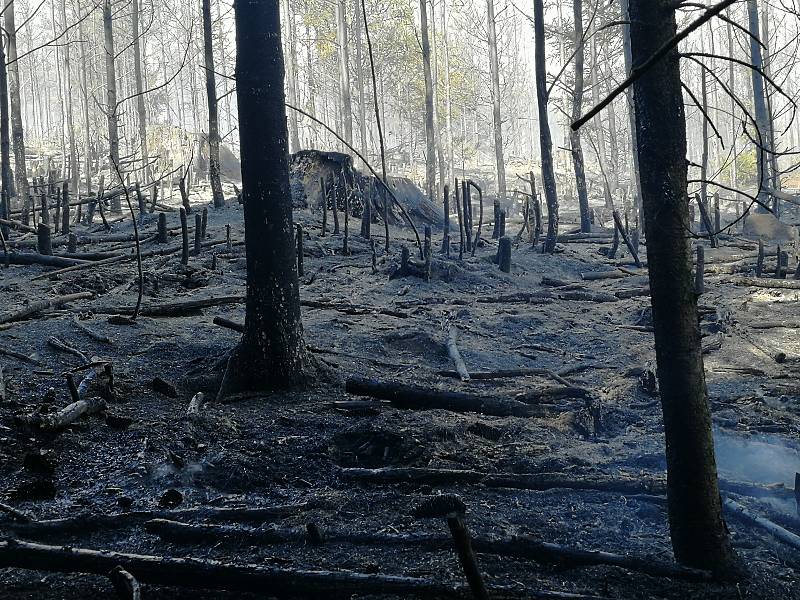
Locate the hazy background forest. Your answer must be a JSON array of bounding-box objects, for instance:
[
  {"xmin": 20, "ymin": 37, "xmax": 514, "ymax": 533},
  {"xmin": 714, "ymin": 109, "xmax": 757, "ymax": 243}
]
[{"xmin": 11, "ymin": 0, "xmax": 800, "ymax": 211}]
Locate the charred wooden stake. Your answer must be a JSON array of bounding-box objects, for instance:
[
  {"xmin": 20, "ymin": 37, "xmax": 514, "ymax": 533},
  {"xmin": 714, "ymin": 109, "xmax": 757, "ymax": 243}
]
[
  {"xmin": 694, "ymin": 245, "xmax": 704, "ymax": 295},
  {"xmin": 695, "ymin": 193, "xmax": 717, "ymax": 248},
  {"xmin": 37, "ymin": 223, "xmax": 52, "ymax": 255},
  {"xmin": 343, "ymin": 188, "xmax": 350, "ymax": 255},
  {"xmin": 447, "ymin": 514, "xmax": 490, "ymax": 600},
  {"xmin": 194, "ymin": 214, "xmax": 202, "ymax": 256},
  {"xmin": 180, "ymin": 208, "xmax": 189, "ymax": 265},
  {"xmin": 400, "ymin": 246, "xmax": 410, "ymax": 275},
  {"xmin": 226, "ymin": 224, "xmax": 232, "ymax": 252},
  {"xmin": 320, "ymin": 177, "xmax": 328, "ymax": 237},
  {"xmin": 498, "ymin": 236, "xmax": 512, "ymax": 273},
  {"xmin": 61, "ymin": 182, "xmax": 70, "ymax": 235},
  {"xmin": 201, "ymin": 208, "xmax": 208, "ymax": 239},
  {"xmin": 332, "ymin": 180, "xmax": 340, "ymax": 235},
  {"xmin": 109, "ymin": 565, "xmax": 141, "ymax": 600},
  {"xmin": 455, "ymin": 179, "xmax": 464, "ymax": 260},
  {"xmin": 360, "ymin": 183, "xmax": 371, "ymax": 239},
  {"xmin": 157, "ymin": 213, "xmax": 168, "ymax": 243},
  {"xmin": 136, "ymin": 183, "xmax": 146, "ymax": 222},
  {"xmin": 67, "ymin": 233, "xmax": 77, "ymax": 254},
  {"xmin": 777, "ymin": 247, "xmax": 788, "ymax": 280},
  {"xmin": 296, "ymin": 224, "xmax": 304, "ymax": 276},
  {"xmin": 469, "ymin": 181, "xmax": 483, "ymax": 256},
  {"xmin": 446, "ymin": 326, "xmax": 470, "ymax": 381},
  {"xmin": 442, "ymin": 184, "xmax": 450, "ymax": 256},
  {"xmin": 40, "ymin": 190, "xmax": 49, "ymax": 225},
  {"xmin": 757, "ymin": 239, "xmax": 765, "ymax": 277},
  {"xmin": 612, "ymin": 209, "xmax": 642, "ymax": 267},
  {"xmin": 462, "ymin": 180, "xmax": 472, "ymax": 252},
  {"xmin": 424, "ymin": 226, "xmax": 432, "ymax": 282},
  {"xmin": 371, "ymin": 239, "xmax": 378, "ymax": 274},
  {"xmin": 609, "ymin": 225, "xmax": 619, "ymax": 259},
  {"xmin": 54, "ymin": 189, "xmax": 61, "ymax": 234}
]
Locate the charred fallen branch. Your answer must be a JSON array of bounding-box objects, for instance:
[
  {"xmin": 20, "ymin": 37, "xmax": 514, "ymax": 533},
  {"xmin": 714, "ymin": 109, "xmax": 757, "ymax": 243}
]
[
  {"xmin": 345, "ymin": 377, "xmax": 549, "ymax": 418},
  {"xmin": 7, "ymin": 503, "xmax": 316, "ymax": 537},
  {"xmin": 0, "ymin": 292, "xmax": 94, "ymax": 325},
  {"xmin": 0, "ymin": 539, "xmax": 468, "ymax": 598},
  {"xmin": 339, "ymin": 467, "xmax": 666, "ymax": 495},
  {"xmin": 144, "ymin": 519, "xmax": 711, "ymax": 581}
]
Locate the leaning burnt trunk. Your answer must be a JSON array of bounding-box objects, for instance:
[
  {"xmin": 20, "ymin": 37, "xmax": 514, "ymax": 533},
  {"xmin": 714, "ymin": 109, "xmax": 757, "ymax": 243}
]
[
  {"xmin": 219, "ymin": 0, "xmax": 309, "ymax": 397},
  {"xmin": 628, "ymin": 0, "xmax": 736, "ymax": 574}
]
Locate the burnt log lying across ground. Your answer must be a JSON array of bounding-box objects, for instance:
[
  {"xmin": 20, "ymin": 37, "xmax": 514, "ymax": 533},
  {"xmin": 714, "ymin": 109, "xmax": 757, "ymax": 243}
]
[{"xmin": 289, "ymin": 149, "xmax": 444, "ymax": 229}]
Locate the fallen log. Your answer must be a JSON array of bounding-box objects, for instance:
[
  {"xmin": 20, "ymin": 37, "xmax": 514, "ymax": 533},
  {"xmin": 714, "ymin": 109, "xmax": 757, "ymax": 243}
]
[
  {"xmin": 92, "ymin": 295, "xmax": 245, "ymax": 317},
  {"xmin": 0, "ymin": 538, "xmax": 465, "ymax": 598},
  {"xmin": 557, "ymin": 290, "xmax": 618, "ymax": 303},
  {"xmin": 345, "ymin": 377, "xmax": 544, "ymax": 418},
  {"xmin": 339, "ymin": 467, "xmax": 666, "ymax": 495},
  {"xmin": 20, "ymin": 397, "xmax": 107, "ymax": 431},
  {"xmin": 0, "ymin": 292, "xmax": 94, "ymax": 325},
  {"xmin": 514, "ymin": 387, "xmax": 593, "ymax": 403},
  {"xmin": 144, "ymin": 519, "xmax": 711, "ymax": 581},
  {"xmin": 723, "ymin": 498, "xmax": 800, "ymax": 550},
  {"xmin": 723, "ymin": 277, "xmax": 800, "ymax": 290},
  {"xmin": 3, "ymin": 252, "xmax": 89, "ymax": 268},
  {"xmin": 7, "ymin": 503, "xmax": 317, "ymax": 536},
  {"xmin": 580, "ymin": 271, "xmax": 628, "ymax": 281}
]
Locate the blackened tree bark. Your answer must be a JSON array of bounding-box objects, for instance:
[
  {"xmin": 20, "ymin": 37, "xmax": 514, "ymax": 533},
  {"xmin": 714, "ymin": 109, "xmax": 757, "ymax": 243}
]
[
  {"xmin": 103, "ymin": 0, "xmax": 121, "ymax": 212},
  {"xmin": 420, "ymin": 0, "xmax": 436, "ymax": 202},
  {"xmin": 629, "ymin": 0, "xmax": 737, "ymax": 574},
  {"xmin": 202, "ymin": 0, "xmax": 225, "ymax": 208},
  {"xmin": 533, "ymin": 0, "xmax": 558, "ymax": 252},
  {"xmin": 132, "ymin": 0, "xmax": 150, "ymax": 185},
  {"xmin": 6, "ymin": 2, "xmax": 29, "ymax": 213},
  {"xmin": 0, "ymin": 21, "xmax": 12, "ymax": 223},
  {"xmin": 570, "ymin": 0, "xmax": 590, "ymax": 233},
  {"xmin": 336, "ymin": 0, "xmax": 353, "ymax": 146},
  {"xmin": 219, "ymin": 0, "xmax": 310, "ymax": 397},
  {"xmin": 747, "ymin": 0, "xmax": 770, "ymax": 213}
]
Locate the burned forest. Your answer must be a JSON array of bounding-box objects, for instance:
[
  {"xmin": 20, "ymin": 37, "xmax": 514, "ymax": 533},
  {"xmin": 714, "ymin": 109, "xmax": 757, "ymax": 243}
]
[{"xmin": 3, "ymin": 0, "xmax": 800, "ymax": 598}]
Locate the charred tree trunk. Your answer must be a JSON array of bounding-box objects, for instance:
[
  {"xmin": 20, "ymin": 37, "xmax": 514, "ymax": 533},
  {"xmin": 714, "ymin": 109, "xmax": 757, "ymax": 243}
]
[
  {"xmin": 283, "ymin": 0, "xmax": 301, "ymax": 153},
  {"xmin": 628, "ymin": 0, "xmax": 737, "ymax": 574},
  {"xmin": 132, "ymin": 0, "xmax": 149, "ymax": 185},
  {"xmin": 533, "ymin": 0, "xmax": 558, "ymax": 252},
  {"xmin": 420, "ymin": 0, "xmax": 436, "ymax": 202},
  {"xmin": 570, "ymin": 0, "xmax": 590, "ymax": 233},
  {"xmin": 336, "ymin": 0, "xmax": 353, "ymax": 147},
  {"xmin": 747, "ymin": 0, "xmax": 770, "ymax": 213},
  {"xmin": 6, "ymin": 3, "xmax": 29, "ymax": 215},
  {"xmin": 61, "ymin": 0, "xmax": 78, "ymax": 198},
  {"xmin": 0, "ymin": 18, "xmax": 12, "ymax": 231},
  {"xmin": 202, "ymin": 0, "xmax": 225, "ymax": 209},
  {"xmin": 103, "ymin": 0, "xmax": 121, "ymax": 212},
  {"xmin": 487, "ymin": 0, "xmax": 506, "ymax": 207},
  {"xmin": 219, "ymin": 0, "xmax": 310, "ymax": 397}
]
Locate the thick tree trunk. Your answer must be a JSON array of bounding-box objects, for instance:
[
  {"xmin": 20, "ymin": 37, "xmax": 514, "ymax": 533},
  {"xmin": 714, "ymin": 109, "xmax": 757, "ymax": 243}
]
[
  {"xmin": 570, "ymin": 0, "xmax": 590, "ymax": 233},
  {"xmin": 747, "ymin": 0, "xmax": 770, "ymax": 213},
  {"xmin": 533, "ymin": 0, "xmax": 558, "ymax": 252},
  {"xmin": 103, "ymin": 0, "xmax": 121, "ymax": 212},
  {"xmin": 202, "ymin": 0, "xmax": 225, "ymax": 208},
  {"xmin": 336, "ymin": 0, "xmax": 353, "ymax": 146},
  {"xmin": 420, "ymin": 0, "xmax": 436, "ymax": 202},
  {"xmin": 6, "ymin": 3, "xmax": 29, "ymax": 216},
  {"xmin": 220, "ymin": 0, "xmax": 310, "ymax": 397},
  {"xmin": 629, "ymin": 0, "xmax": 737, "ymax": 574},
  {"xmin": 132, "ymin": 0, "xmax": 149, "ymax": 185}
]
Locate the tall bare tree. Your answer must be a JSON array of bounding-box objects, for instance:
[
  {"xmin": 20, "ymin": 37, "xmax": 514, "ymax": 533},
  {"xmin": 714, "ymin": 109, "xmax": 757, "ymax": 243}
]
[{"xmin": 202, "ymin": 0, "xmax": 225, "ymax": 208}]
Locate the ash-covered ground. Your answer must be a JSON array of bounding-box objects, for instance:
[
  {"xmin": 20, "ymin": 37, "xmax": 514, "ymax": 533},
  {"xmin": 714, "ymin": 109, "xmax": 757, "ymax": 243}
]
[{"xmin": 0, "ymin": 184, "xmax": 799, "ymax": 599}]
